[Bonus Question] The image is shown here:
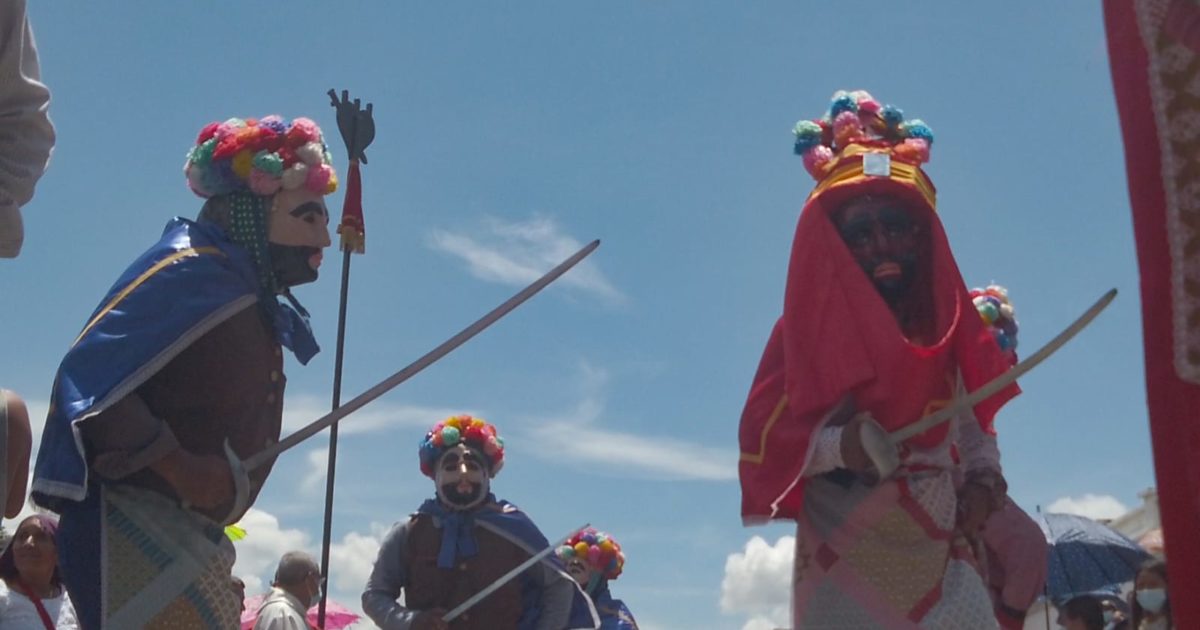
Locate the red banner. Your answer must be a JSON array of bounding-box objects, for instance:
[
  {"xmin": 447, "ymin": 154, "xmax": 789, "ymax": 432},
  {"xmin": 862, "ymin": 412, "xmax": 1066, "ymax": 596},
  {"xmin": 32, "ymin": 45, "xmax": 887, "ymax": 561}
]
[
  {"xmin": 1105, "ymin": 1, "xmax": 1200, "ymax": 625},
  {"xmin": 337, "ymin": 160, "xmax": 365, "ymax": 254}
]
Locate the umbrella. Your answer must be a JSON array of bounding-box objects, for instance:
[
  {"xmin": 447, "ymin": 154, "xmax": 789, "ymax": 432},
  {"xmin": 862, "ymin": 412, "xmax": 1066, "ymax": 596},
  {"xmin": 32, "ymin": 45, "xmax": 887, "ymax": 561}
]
[
  {"xmin": 240, "ymin": 593, "xmax": 362, "ymax": 630},
  {"xmin": 1036, "ymin": 512, "xmax": 1151, "ymax": 601}
]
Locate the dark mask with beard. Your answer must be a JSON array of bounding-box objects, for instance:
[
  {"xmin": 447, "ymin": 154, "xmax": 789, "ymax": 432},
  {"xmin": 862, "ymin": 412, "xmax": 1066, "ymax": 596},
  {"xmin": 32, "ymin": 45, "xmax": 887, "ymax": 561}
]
[
  {"xmin": 834, "ymin": 198, "xmax": 922, "ymax": 307},
  {"xmin": 268, "ymin": 242, "xmax": 321, "ymax": 288},
  {"xmin": 434, "ymin": 445, "xmax": 490, "ymax": 511}
]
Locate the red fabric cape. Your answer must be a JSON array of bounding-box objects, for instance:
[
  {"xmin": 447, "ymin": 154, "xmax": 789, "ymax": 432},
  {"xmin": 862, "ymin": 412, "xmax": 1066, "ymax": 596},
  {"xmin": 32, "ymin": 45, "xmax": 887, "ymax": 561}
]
[
  {"xmin": 1105, "ymin": 2, "xmax": 1200, "ymax": 625},
  {"xmin": 739, "ymin": 161, "xmax": 1018, "ymax": 523}
]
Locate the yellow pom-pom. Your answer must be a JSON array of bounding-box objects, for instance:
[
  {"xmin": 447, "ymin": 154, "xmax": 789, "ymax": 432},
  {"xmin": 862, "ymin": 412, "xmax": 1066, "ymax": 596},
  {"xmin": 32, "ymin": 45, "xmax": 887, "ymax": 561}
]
[
  {"xmin": 231, "ymin": 150, "xmax": 254, "ymax": 179},
  {"xmin": 325, "ymin": 170, "xmax": 338, "ymax": 194},
  {"xmin": 446, "ymin": 416, "xmax": 463, "ymax": 430},
  {"xmin": 574, "ymin": 542, "xmax": 590, "ymax": 557},
  {"xmin": 600, "ymin": 539, "xmax": 614, "ymax": 553}
]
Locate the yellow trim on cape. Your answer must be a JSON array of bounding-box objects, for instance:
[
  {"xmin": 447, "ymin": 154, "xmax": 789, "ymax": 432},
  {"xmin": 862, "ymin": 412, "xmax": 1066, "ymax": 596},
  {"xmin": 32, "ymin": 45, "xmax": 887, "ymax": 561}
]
[
  {"xmin": 73, "ymin": 247, "xmax": 225, "ymax": 346},
  {"xmin": 739, "ymin": 394, "xmax": 789, "ymax": 465}
]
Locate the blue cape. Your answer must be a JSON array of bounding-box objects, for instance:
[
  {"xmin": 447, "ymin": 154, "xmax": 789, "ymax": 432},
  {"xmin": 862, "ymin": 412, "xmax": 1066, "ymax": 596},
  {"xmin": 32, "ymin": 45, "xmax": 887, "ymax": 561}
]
[
  {"xmin": 593, "ymin": 584, "xmax": 638, "ymax": 630},
  {"xmin": 418, "ymin": 497, "xmax": 600, "ymax": 630},
  {"xmin": 32, "ymin": 218, "xmax": 318, "ymax": 510}
]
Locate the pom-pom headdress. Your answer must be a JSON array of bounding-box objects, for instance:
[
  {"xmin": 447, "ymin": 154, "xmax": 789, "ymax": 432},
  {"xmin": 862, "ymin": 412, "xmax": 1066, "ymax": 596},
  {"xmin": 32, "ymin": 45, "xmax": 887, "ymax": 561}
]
[
  {"xmin": 793, "ymin": 90, "xmax": 936, "ymax": 212},
  {"xmin": 970, "ymin": 285, "xmax": 1019, "ymax": 364},
  {"xmin": 556, "ymin": 527, "xmax": 625, "ymax": 581},
  {"xmin": 418, "ymin": 415, "xmax": 505, "ymax": 478},
  {"xmin": 184, "ymin": 116, "xmax": 339, "ymax": 199}
]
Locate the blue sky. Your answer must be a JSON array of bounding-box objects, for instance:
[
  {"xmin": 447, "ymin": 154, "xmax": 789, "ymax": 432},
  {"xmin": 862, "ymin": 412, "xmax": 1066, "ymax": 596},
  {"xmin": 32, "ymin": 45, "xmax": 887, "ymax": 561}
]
[{"xmin": 1, "ymin": 3, "xmax": 1150, "ymax": 629}]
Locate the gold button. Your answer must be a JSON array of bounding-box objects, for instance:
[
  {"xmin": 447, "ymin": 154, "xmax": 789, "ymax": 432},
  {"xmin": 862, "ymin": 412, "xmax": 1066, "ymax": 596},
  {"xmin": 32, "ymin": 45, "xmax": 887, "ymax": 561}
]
[
  {"xmin": 274, "ymin": 347, "xmax": 282, "ymax": 357},
  {"xmin": 267, "ymin": 393, "xmax": 277, "ymax": 404},
  {"xmin": 264, "ymin": 436, "xmax": 275, "ymax": 447},
  {"xmin": 458, "ymin": 563, "xmax": 467, "ymax": 571},
  {"xmin": 270, "ymin": 371, "xmax": 280, "ymax": 382},
  {"xmin": 461, "ymin": 613, "xmax": 469, "ymax": 622}
]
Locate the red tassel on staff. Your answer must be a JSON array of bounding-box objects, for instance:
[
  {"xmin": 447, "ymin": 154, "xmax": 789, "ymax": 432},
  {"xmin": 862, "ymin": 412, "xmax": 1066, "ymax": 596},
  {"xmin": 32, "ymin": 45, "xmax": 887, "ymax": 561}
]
[{"xmin": 337, "ymin": 160, "xmax": 365, "ymax": 254}]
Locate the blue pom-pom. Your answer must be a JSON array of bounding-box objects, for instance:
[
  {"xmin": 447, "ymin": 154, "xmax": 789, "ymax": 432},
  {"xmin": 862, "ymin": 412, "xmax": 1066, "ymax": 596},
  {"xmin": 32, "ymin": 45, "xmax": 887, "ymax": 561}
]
[
  {"xmin": 829, "ymin": 94, "xmax": 858, "ymax": 118},
  {"xmin": 881, "ymin": 105, "xmax": 904, "ymax": 128},
  {"xmin": 792, "ymin": 120, "xmax": 823, "ymax": 155},
  {"xmin": 900, "ymin": 119, "xmax": 934, "ymax": 144}
]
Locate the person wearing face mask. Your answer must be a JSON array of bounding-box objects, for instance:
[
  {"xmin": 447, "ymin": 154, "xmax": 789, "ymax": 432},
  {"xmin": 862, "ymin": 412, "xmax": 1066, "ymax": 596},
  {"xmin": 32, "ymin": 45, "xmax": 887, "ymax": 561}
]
[
  {"xmin": 1131, "ymin": 559, "xmax": 1171, "ymax": 630},
  {"xmin": 555, "ymin": 528, "xmax": 637, "ymax": 630},
  {"xmin": 363, "ymin": 415, "xmax": 599, "ymax": 630},
  {"xmin": 29, "ymin": 115, "xmax": 338, "ymax": 629},
  {"xmin": 253, "ymin": 551, "xmax": 323, "ymax": 630},
  {"xmin": 739, "ymin": 90, "xmax": 1018, "ymax": 628},
  {"xmin": 0, "ymin": 514, "xmax": 78, "ymax": 629}
]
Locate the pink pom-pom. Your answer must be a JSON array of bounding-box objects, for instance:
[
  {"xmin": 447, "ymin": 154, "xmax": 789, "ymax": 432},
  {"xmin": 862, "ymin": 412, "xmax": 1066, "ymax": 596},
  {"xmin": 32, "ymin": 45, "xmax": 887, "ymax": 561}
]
[
  {"xmin": 306, "ymin": 163, "xmax": 333, "ymax": 194},
  {"xmin": 287, "ymin": 118, "xmax": 320, "ymax": 146},
  {"xmin": 248, "ymin": 169, "xmax": 282, "ymax": 196},
  {"xmin": 833, "ymin": 111, "xmax": 864, "ymax": 148},
  {"xmin": 893, "ymin": 138, "xmax": 930, "ymax": 164},
  {"xmin": 802, "ymin": 145, "xmax": 834, "ymax": 179},
  {"xmin": 857, "ymin": 98, "xmax": 881, "ymax": 115},
  {"xmin": 587, "ymin": 546, "xmax": 602, "ymax": 566}
]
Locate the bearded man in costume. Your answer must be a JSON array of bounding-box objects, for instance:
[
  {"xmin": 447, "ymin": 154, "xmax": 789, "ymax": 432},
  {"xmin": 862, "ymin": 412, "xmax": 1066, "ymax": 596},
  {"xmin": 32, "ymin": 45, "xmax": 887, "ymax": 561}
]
[
  {"xmin": 363, "ymin": 415, "xmax": 599, "ymax": 630},
  {"xmin": 555, "ymin": 528, "xmax": 638, "ymax": 630},
  {"xmin": 31, "ymin": 115, "xmax": 338, "ymax": 629},
  {"xmin": 738, "ymin": 90, "xmax": 1019, "ymax": 629}
]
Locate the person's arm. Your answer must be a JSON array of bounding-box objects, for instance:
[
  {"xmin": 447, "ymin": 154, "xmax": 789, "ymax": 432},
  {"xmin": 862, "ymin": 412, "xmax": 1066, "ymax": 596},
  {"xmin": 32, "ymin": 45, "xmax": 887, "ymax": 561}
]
[
  {"xmin": 364, "ymin": 520, "xmax": 445, "ymax": 630},
  {"xmin": 2, "ymin": 390, "xmax": 31, "ymax": 518},
  {"xmin": 0, "ymin": 0, "xmax": 55, "ymax": 258},
  {"xmin": 79, "ymin": 392, "xmax": 234, "ymax": 509},
  {"xmin": 530, "ymin": 560, "xmax": 577, "ymax": 630}
]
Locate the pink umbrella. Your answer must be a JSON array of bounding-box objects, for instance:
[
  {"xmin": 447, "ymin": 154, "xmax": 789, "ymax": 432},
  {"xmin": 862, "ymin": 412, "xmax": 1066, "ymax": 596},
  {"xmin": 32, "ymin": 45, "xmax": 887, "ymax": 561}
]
[{"xmin": 240, "ymin": 593, "xmax": 362, "ymax": 630}]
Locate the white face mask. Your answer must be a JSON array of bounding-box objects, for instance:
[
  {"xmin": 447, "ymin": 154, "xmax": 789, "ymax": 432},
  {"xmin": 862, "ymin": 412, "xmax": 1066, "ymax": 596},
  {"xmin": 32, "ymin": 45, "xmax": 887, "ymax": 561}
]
[
  {"xmin": 1136, "ymin": 587, "xmax": 1167, "ymax": 614},
  {"xmin": 434, "ymin": 445, "xmax": 490, "ymax": 510}
]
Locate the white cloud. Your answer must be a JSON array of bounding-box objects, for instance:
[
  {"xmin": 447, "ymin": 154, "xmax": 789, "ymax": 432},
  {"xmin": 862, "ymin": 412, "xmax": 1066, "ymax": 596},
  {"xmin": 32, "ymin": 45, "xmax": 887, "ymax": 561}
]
[
  {"xmin": 231, "ymin": 507, "xmax": 313, "ymax": 596},
  {"xmin": 1046, "ymin": 494, "xmax": 1130, "ymax": 521},
  {"xmin": 537, "ymin": 422, "xmax": 736, "ymax": 481},
  {"xmin": 520, "ymin": 363, "xmax": 736, "ymax": 481},
  {"xmin": 720, "ymin": 536, "xmax": 793, "ymax": 630},
  {"xmin": 427, "ymin": 216, "xmax": 625, "ymax": 304},
  {"xmin": 328, "ymin": 522, "xmax": 390, "ymax": 595},
  {"xmin": 301, "ymin": 448, "xmax": 328, "ymax": 494}
]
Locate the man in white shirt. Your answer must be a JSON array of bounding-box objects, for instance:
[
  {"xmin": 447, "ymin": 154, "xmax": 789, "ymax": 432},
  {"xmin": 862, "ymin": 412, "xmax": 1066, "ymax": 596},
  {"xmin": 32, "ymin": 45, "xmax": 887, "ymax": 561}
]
[{"xmin": 254, "ymin": 551, "xmax": 322, "ymax": 630}]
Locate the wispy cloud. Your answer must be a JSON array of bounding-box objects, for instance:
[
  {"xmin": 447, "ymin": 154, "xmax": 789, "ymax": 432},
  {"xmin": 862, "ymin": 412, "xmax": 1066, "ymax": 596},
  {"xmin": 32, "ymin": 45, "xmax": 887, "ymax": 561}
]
[
  {"xmin": 1046, "ymin": 493, "xmax": 1130, "ymax": 521},
  {"xmin": 282, "ymin": 394, "xmax": 472, "ymax": 437},
  {"xmin": 520, "ymin": 362, "xmax": 736, "ymax": 481},
  {"xmin": 427, "ymin": 216, "xmax": 625, "ymax": 305}
]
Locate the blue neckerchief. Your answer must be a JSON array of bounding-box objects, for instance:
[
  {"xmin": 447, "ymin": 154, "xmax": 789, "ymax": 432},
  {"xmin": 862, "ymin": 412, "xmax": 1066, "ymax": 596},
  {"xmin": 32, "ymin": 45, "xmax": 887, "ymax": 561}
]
[
  {"xmin": 417, "ymin": 494, "xmax": 497, "ymax": 569},
  {"xmin": 266, "ymin": 291, "xmax": 319, "ymax": 365}
]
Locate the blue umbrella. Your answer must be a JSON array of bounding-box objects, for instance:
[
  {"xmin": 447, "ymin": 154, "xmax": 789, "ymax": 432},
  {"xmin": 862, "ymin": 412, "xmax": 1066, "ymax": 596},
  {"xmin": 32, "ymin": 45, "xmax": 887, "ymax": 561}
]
[{"xmin": 1036, "ymin": 512, "xmax": 1151, "ymax": 601}]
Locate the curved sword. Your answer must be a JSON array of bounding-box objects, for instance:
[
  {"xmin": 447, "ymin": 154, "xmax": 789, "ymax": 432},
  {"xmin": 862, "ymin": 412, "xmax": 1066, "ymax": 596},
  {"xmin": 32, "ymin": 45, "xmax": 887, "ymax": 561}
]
[
  {"xmin": 215, "ymin": 240, "xmax": 601, "ymax": 524},
  {"xmin": 860, "ymin": 288, "xmax": 1118, "ymax": 480}
]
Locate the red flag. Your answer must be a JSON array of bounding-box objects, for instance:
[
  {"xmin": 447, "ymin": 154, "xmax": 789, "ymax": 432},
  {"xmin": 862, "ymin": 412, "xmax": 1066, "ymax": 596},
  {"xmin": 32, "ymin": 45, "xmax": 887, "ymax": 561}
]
[
  {"xmin": 337, "ymin": 160, "xmax": 365, "ymax": 254},
  {"xmin": 1105, "ymin": 1, "xmax": 1200, "ymax": 625}
]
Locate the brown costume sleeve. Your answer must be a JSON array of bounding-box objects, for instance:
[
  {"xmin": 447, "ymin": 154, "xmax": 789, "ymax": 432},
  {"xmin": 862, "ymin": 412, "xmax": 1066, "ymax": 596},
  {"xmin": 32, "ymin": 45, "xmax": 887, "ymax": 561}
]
[{"xmin": 80, "ymin": 392, "xmax": 180, "ymax": 480}]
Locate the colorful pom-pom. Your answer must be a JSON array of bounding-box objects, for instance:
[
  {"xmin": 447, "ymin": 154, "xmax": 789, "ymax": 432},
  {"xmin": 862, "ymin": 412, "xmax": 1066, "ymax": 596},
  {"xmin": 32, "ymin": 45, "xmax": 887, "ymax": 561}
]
[
  {"xmin": 833, "ymin": 111, "xmax": 864, "ymax": 148},
  {"xmin": 892, "ymin": 138, "xmax": 930, "ymax": 164},
  {"xmin": 556, "ymin": 528, "xmax": 626, "ymax": 580},
  {"xmin": 281, "ymin": 163, "xmax": 309, "ymax": 190},
  {"xmin": 899, "ymin": 119, "xmax": 934, "ymax": 145},
  {"xmin": 802, "ymin": 145, "xmax": 835, "ymax": 179},
  {"xmin": 829, "ymin": 92, "xmax": 858, "ymax": 118},
  {"xmin": 418, "ymin": 415, "xmax": 506, "ymax": 479},
  {"xmin": 182, "ymin": 115, "xmax": 338, "ymax": 200},
  {"xmin": 881, "ymin": 105, "xmax": 904, "ymax": 129},
  {"xmin": 792, "ymin": 120, "xmax": 824, "ymax": 155}
]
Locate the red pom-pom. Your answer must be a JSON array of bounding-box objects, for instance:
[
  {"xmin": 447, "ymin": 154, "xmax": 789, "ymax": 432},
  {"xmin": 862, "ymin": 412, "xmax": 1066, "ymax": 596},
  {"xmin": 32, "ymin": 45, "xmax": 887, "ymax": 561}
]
[
  {"xmin": 212, "ymin": 135, "xmax": 243, "ymax": 160},
  {"xmin": 196, "ymin": 122, "xmax": 221, "ymax": 144}
]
